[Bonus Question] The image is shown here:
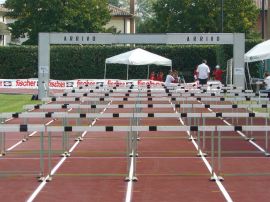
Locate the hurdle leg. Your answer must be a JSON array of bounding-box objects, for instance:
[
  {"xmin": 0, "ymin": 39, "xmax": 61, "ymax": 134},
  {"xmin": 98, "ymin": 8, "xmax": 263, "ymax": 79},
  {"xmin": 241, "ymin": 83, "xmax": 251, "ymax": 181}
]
[
  {"xmin": 136, "ymin": 114, "xmax": 140, "ymax": 141},
  {"xmin": 61, "ymin": 117, "xmax": 70, "ymax": 157},
  {"xmin": 202, "ymin": 118, "xmax": 206, "ymax": 152},
  {"xmin": 0, "ymin": 132, "xmax": 6, "ymax": 156},
  {"xmin": 0, "ymin": 131, "xmax": 2, "ymax": 156},
  {"xmin": 61, "ymin": 118, "xmax": 65, "ymax": 155},
  {"xmin": 38, "ymin": 132, "xmax": 45, "ymax": 182},
  {"xmin": 249, "ymin": 118, "xmax": 255, "ymax": 141},
  {"xmin": 126, "ymin": 127, "xmax": 131, "ymax": 180},
  {"xmin": 125, "ymin": 130, "xmax": 135, "ymax": 180},
  {"xmin": 265, "ymin": 118, "xmax": 270, "ymax": 156},
  {"xmin": 46, "ymin": 131, "xmax": 53, "ymax": 182},
  {"xmin": 196, "ymin": 130, "xmax": 201, "ymax": 156},
  {"xmin": 210, "ymin": 131, "xmax": 216, "ymax": 181},
  {"xmin": 245, "ymin": 117, "xmax": 249, "ymax": 140},
  {"xmin": 132, "ymin": 130, "xmax": 138, "ymax": 181},
  {"xmin": 61, "ymin": 131, "xmax": 66, "ymax": 157},
  {"xmin": 217, "ymin": 131, "xmax": 224, "ymax": 181}
]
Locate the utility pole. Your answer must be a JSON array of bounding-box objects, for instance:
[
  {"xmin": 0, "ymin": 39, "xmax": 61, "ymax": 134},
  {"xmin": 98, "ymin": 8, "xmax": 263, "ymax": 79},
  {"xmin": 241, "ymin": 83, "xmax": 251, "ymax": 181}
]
[
  {"xmin": 221, "ymin": 0, "xmax": 224, "ymax": 32},
  {"xmin": 262, "ymin": 0, "xmax": 265, "ymax": 39},
  {"xmin": 130, "ymin": 0, "xmax": 136, "ymax": 33},
  {"xmin": 267, "ymin": 0, "xmax": 270, "ymax": 39}
]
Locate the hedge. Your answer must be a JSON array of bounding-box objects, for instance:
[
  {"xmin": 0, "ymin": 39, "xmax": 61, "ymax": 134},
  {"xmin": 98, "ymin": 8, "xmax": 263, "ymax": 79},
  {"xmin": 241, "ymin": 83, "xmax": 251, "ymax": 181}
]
[{"xmin": 0, "ymin": 40, "xmax": 261, "ymax": 82}]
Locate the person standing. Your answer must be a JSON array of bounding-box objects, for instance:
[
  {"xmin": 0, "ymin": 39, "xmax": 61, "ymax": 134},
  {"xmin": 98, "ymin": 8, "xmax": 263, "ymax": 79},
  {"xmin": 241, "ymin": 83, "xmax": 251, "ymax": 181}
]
[
  {"xmin": 172, "ymin": 69, "xmax": 179, "ymax": 83},
  {"xmin": 260, "ymin": 72, "xmax": 270, "ymax": 93},
  {"xmin": 196, "ymin": 60, "xmax": 210, "ymax": 85},
  {"xmin": 149, "ymin": 71, "xmax": 156, "ymax": 80},
  {"xmin": 212, "ymin": 65, "xmax": 224, "ymax": 82},
  {"xmin": 165, "ymin": 70, "xmax": 175, "ymax": 86},
  {"xmin": 156, "ymin": 71, "xmax": 164, "ymax": 82}
]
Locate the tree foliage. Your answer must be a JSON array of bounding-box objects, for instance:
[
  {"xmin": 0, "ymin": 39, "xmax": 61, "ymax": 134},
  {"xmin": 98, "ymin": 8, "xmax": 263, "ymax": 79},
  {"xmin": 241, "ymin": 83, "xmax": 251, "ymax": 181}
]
[
  {"xmin": 139, "ymin": 0, "xmax": 259, "ymax": 36},
  {"xmin": 5, "ymin": 0, "xmax": 111, "ymax": 44}
]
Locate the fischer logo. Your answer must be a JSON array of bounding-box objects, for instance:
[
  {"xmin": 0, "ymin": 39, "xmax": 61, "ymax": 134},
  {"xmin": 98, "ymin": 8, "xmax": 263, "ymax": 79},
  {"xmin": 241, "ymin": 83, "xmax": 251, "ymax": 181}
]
[
  {"xmin": 76, "ymin": 80, "xmax": 96, "ymax": 86},
  {"xmin": 49, "ymin": 80, "xmax": 65, "ymax": 88},
  {"xmin": 16, "ymin": 80, "xmax": 37, "ymax": 87},
  {"xmin": 0, "ymin": 81, "xmax": 2, "ymax": 86},
  {"xmin": 107, "ymin": 80, "xmax": 127, "ymax": 86},
  {"xmin": 137, "ymin": 80, "xmax": 163, "ymax": 86}
]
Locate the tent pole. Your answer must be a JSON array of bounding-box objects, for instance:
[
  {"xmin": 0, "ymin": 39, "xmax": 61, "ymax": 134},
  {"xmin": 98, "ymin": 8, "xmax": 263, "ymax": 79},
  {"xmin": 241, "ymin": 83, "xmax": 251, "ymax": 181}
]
[
  {"xmin": 147, "ymin": 65, "xmax": 149, "ymax": 79},
  {"xmin": 170, "ymin": 65, "xmax": 172, "ymax": 71},
  {"xmin": 127, "ymin": 65, "xmax": 129, "ymax": 80},
  {"xmin": 104, "ymin": 64, "xmax": 107, "ymax": 79},
  {"xmin": 246, "ymin": 63, "xmax": 252, "ymax": 90}
]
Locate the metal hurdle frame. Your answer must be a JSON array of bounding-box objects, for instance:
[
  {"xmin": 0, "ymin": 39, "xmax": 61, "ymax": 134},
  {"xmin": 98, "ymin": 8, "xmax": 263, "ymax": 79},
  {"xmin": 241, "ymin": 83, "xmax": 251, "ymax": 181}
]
[
  {"xmin": 0, "ymin": 124, "xmax": 46, "ymax": 180},
  {"xmin": 1, "ymin": 123, "xmax": 270, "ymax": 182},
  {"xmin": 23, "ymin": 103, "xmax": 270, "ymax": 113}
]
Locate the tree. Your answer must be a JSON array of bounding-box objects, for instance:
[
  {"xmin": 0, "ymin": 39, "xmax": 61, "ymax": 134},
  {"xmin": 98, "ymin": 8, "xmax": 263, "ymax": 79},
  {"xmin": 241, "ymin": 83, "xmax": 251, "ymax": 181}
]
[
  {"xmin": 222, "ymin": 0, "xmax": 259, "ymax": 35},
  {"xmin": 139, "ymin": 0, "xmax": 259, "ymax": 36},
  {"xmin": 136, "ymin": 0, "xmax": 156, "ymax": 19},
  {"xmin": 5, "ymin": 0, "xmax": 111, "ymax": 44},
  {"xmin": 135, "ymin": 0, "xmax": 156, "ymax": 32}
]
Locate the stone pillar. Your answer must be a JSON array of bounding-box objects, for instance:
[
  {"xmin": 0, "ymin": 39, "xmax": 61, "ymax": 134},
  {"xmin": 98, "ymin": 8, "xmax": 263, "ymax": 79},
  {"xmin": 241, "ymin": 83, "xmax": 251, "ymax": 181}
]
[{"xmin": 38, "ymin": 33, "xmax": 50, "ymax": 99}]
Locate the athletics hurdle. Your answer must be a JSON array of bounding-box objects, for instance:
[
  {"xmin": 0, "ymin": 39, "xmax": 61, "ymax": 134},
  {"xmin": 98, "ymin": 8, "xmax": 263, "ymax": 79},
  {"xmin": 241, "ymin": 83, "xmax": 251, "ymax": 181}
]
[{"xmin": 0, "ymin": 124, "xmax": 46, "ymax": 181}]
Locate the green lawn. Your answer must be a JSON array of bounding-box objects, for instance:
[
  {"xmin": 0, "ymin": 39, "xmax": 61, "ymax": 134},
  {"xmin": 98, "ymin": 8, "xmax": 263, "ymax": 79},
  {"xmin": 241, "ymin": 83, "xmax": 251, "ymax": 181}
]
[{"xmin": 0, "ymin": 94, "xmax": 42, "ymax": 112}]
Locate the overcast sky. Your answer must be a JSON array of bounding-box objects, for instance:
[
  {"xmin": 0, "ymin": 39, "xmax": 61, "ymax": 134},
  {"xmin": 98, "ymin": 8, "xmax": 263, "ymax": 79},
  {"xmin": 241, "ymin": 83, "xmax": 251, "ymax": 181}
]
[{"xmin": 0, "ymin": 0, "xmax": 5, "ymax": 4}]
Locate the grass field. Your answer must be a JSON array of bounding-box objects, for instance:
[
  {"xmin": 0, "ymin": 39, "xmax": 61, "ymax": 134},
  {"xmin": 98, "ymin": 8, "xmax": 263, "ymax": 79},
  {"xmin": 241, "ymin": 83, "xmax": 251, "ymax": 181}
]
[{"xmin": 0, "ymin": 94, "xmax": 42, "ymax": 112}]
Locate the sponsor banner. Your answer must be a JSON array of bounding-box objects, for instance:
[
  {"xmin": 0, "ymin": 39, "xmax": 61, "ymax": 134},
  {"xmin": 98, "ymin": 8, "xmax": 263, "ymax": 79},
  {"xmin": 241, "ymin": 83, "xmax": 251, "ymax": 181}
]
[{"xmin": 0, "ymin": 79, "xmax": 164, "ymax": 89}]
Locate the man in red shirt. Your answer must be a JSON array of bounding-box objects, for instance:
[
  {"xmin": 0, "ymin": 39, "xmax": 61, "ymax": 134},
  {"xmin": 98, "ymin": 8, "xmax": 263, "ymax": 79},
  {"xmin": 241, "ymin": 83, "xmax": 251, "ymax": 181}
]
[
  {"xmin": 149, "ymin": 71, "xmax": 156, "ymax": 80},
  {"xmin": 212, "ymin": 65, "xmax": 224, "ymax": 82},
  {"xmin": 156, "ymin": 71, "xmax": 164, "ymax": 82}
]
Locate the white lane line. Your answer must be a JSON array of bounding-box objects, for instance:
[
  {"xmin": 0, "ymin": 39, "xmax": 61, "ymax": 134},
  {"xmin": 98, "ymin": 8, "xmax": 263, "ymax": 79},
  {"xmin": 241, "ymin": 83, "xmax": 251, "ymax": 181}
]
[
  {"xmin": 29, "ymin": 131, "xmax": 37, "ymax": 137},
  {"xmin": 26, "ymin": 101, "xmax": 112, "ymax": 202},
  {"xmin": 249, "ymin": 140, "xmax": 266, "ymax": 152},
  {"xmin": 125, "ymin": 98, "xmax": 143, "ymax": 202},
  {"xmin": 6, "ymin": 141, "xmax": 24, "ymax": 151},
  {"xmin": 4, "ymin": 118, "xmax": 13, "ymax": 122},
  {"xmin": 170, "ymin": 101, "xmax": 233, "ymax": 202},
  {"xmin": 125, "ymin": 152, "xmax": 135, "ymax": 202}
]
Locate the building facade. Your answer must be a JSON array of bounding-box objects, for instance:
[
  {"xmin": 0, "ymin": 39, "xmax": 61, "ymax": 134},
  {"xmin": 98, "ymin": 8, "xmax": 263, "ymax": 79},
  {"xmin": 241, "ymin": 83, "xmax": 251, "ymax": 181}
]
[
  {"xmin": 105, "ymin": 4, "xmax": 133, "ymax": 34},
  {"xmin": 0, "ymin": 4, "xmax": 10, "ymax": 46},
  {"xmin": 0, "ymin": 4, "xmax": 134, "ymax": 46}
]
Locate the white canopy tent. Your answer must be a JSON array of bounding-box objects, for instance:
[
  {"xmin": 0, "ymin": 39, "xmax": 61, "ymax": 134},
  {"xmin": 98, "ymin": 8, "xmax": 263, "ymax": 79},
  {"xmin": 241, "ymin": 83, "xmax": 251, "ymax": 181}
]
[
  {"xmin": 244, "ymin": 40, "xmax": 270, "ymax": 63},
  {"xmin": 104, "ymin": 48, "xmax": 172, "ymax": 79},
  {"xmin": 244, "ymin": 40, "xmax": 270, "ymax": 89}
]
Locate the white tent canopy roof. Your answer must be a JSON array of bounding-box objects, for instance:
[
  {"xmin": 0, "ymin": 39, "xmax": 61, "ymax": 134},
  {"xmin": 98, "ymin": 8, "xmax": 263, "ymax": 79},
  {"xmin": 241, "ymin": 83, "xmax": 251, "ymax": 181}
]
[
  {"xmin": 105, "ymin": 48, "xmax": 172, "ymax": 66},
  {"xmin": 244, "ymin": 40, "xmax": 270, "ymax": 63}
]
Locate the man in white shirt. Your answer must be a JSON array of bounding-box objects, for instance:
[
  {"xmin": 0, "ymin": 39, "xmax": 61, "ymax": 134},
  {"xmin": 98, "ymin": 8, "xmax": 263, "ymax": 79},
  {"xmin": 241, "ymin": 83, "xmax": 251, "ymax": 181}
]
[
  {"xmin": 165, "ymin": 71, "xmax": 175, "ymax": 86},
  {"xmin": 260, "ymin": 72, "xmax": 270, "ymax": 93},
  {"xmin": 196, "ymin": 60, "xmax": 210, "ymax": 85}
]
